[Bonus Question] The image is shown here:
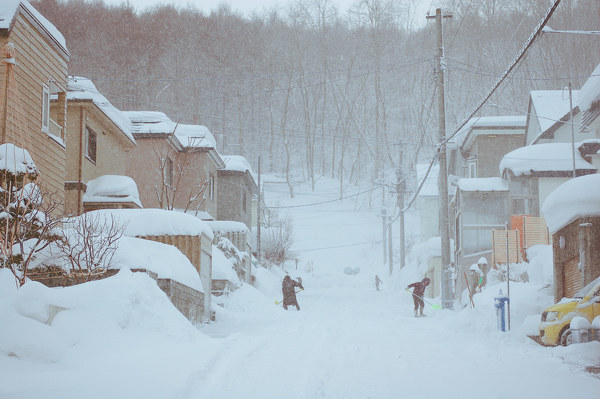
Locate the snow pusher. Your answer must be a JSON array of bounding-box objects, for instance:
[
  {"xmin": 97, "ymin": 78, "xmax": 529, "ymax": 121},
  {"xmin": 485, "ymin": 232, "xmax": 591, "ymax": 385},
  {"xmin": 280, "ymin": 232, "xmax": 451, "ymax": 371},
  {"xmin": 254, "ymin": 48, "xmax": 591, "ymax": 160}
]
[
  {"xmin": 275, "ymin": 288, "xmax": 304, "ymax": 306},
  {"xmin": 405, "ymin": 289, "xmax": 442, "ymax": 310}
]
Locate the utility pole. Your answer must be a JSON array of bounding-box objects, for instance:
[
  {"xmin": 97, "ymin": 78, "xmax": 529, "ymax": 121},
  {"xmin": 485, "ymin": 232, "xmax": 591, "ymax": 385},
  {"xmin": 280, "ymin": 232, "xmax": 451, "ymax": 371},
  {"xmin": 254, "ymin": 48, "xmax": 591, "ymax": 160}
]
[
  {"xmin": 427, "ymin": 8, "xmax": 453, "ymax": 309},
  {"xmin": 568, "ymin": 83, "xmax": 576, "ymax": 178},
  {"xmin": 379, "ymin": 170, "xmax": 388, "ymax": 266},
  {"xmin": 257, "ymin": 155, "xmax": 261, "ymax": 262},
  {"xmin": 396, "ymin": 161, "xmax": 405, "ymax": 269}
]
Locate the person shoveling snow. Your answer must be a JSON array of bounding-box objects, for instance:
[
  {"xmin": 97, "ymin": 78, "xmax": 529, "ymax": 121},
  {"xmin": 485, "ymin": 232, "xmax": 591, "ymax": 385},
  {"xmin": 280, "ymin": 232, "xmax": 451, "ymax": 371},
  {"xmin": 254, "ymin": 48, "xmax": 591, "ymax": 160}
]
[
  {"xmin": 406, "ymin": 277, "xmax": 431, "ymax": 317},
  {"xmin": 279, "ymin": 275, "xmax": 304, "ymax": 310}
]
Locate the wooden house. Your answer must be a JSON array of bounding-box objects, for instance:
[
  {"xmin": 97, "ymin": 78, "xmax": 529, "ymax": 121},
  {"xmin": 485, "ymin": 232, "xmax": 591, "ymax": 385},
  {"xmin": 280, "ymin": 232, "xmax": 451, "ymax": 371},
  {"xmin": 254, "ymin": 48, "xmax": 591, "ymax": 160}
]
[
  {"xmin": 217, "ymin": 155, "xmax": 258, "ymax": 232},
  {"xmin": 0, "ymin": 0, "xmax": 69, "ymax": 211},
  {"xmin": 124, "ymin": 111, "xmax": 224, "ymax": 218},
  {"xmin": 447, "ymin": 116, "xmax": 526, "ymax": 179},
  {"xmin": 452, "ymin": 177, "xmax": 509, "ymax": 301},
  {"xmin": 542, "ymin": 174, "xmax": 600, "ymax": 302},
  {"xmin": 499, "ymin": 143, "xmax": 596, "ymax": 218},
  {"xmin": 64, "ymin": 76, "xmax": 138, "ymax": 214}
]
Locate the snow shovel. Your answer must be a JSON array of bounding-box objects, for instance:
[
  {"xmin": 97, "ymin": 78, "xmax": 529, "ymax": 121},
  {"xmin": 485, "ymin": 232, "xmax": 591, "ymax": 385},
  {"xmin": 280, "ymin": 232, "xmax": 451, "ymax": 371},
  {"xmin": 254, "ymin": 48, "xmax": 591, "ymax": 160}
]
[
  {"xmin": 275, "ymin": 289, "xmax": 304, "ymax": 306},
  {"xmin": 405, "ymin": 289, "xmax": 442, "ymax": 310}
]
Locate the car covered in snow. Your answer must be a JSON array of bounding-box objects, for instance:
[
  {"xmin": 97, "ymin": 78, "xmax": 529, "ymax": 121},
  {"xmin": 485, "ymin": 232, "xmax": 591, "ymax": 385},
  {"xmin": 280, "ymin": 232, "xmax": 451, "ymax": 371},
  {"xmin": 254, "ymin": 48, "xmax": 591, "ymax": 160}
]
[{"xmin": 539, "ymin": 276, "xmax": 600, "ymax": 346}]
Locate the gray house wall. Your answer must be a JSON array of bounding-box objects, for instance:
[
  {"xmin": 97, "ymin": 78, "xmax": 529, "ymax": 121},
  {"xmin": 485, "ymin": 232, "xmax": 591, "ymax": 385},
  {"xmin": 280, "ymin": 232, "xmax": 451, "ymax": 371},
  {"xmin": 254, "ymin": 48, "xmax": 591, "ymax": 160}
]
[{"xmin": 217, "ymin": 172, "xmax": 254, "ymax": 230}]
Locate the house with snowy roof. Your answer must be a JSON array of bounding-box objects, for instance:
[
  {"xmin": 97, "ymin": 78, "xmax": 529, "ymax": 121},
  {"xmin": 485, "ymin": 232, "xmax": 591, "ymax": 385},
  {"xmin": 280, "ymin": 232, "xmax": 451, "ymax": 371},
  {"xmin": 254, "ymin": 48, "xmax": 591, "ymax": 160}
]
[
  {"xmin": 217, "ymin": 155, "xmax": 258, "ymax": 232},
  {"xmin": 576, "ymin": 63, "xmax": 600, "ymax": 170},
  {"xmin": 64, "ymin": 76, "xmax": 139, "ymax": 214},
  {"xmin": 0, "ymin": 0, "xmax": 69, "ymax": 212},
  {"xmin": 542, "ymin": 173, "xmax": 600, "ymax": 301},
  {"xmin": 447, "ymin": 116, "xmax": 526, "ymax": 179},
  {"xmin": 123, "ymin": 111, "xmax": 225, "ymax": 217},
  {"xmin": 499, "ymin": 142, "xmax": 597, "ymax": 218},
  {"xmin": 452, "ymin": 177, "xmax": 509, "ymax": 300}
]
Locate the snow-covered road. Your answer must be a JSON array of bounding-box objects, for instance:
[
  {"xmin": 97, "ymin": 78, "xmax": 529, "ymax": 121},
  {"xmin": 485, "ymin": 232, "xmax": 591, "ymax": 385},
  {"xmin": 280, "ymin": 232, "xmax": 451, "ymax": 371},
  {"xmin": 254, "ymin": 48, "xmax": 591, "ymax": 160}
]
[{"xmin": 189, "ymin": 277, "xmax": 600, "ymax": 399}]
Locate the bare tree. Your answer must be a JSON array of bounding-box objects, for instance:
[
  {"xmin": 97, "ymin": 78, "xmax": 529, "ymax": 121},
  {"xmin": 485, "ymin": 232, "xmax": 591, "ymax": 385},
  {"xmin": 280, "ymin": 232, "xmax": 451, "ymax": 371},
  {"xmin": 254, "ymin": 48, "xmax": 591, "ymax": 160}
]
[{"xmin": 57, "ymin": 213, "xmax": 125, "ymax": 282}]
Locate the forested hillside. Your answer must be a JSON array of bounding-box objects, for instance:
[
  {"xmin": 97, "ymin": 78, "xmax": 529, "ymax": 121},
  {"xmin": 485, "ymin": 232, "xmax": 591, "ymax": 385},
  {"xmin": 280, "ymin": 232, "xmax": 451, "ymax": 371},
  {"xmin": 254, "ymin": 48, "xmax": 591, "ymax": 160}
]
[{"xmin": 33, "ymin": 0, "xmax": 599, "ymax": 197}]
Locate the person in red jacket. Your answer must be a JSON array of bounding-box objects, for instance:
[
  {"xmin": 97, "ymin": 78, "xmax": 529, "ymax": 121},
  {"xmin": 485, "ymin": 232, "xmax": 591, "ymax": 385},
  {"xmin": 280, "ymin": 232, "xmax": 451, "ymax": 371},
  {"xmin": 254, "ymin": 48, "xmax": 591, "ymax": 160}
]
[
  {"xmin": 282, "ymin": 275, "xmax": 303, "ymax": 310},
  {"xmin": 407, "ymin": 277, "xmax": 430, "ymax": 317}
]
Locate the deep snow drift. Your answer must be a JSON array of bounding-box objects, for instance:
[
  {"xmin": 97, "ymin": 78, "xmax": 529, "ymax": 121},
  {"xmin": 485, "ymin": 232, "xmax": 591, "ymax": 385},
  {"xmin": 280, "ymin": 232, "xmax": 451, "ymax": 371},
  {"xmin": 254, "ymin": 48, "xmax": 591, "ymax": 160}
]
[{"xmin": 1, "ymin": 177, "xmax": 599, "ymax": 398}]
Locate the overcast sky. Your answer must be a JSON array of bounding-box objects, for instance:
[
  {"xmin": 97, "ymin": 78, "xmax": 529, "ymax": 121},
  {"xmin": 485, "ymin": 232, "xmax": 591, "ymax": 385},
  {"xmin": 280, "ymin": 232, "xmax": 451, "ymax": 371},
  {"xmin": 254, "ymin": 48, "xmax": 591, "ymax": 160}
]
[{"xmin": 101, "ymin": 0, "xmax": 438, "ymax": 21}]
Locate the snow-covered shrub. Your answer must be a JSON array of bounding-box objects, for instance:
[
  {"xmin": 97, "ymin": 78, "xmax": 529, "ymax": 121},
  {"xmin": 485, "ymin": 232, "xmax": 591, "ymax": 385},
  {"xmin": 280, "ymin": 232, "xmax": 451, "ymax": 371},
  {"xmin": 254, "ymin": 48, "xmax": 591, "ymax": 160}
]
[
  {"xmin": 0, "ymin": 144, "xmax": 62, "ymax": 286},
  {"xmin": 261, "ymin": 214, "xmax": 294, "ymax": 268}
]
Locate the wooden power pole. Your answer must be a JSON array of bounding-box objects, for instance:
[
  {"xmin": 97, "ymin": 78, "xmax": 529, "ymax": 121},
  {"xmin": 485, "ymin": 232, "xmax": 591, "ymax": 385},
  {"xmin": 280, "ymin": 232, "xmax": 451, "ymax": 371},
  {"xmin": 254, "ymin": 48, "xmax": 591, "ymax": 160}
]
[{"xmin": 427, "ymin": 8, "xmax": 453, "ymax": 309}]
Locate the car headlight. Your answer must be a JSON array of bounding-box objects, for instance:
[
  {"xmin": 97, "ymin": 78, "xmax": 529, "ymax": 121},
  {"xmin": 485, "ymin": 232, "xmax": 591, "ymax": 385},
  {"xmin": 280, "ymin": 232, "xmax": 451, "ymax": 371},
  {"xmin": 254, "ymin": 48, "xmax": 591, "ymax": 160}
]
[{"xmin": 543, "ymin": 311, "xmax": 559, "ymax": 322}]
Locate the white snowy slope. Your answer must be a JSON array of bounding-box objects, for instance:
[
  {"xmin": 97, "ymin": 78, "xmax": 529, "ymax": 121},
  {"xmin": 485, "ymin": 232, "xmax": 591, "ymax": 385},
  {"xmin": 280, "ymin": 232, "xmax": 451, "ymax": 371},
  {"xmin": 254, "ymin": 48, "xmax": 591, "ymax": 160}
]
[{"xmin": 0, "ymin": 177, "xmax": 599, "ymax": 399}]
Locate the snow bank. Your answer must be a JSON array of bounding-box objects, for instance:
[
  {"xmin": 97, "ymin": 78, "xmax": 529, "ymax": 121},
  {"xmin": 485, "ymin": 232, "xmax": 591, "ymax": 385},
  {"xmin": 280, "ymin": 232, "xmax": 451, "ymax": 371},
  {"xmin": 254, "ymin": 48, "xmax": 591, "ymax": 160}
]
[
  {"xmin": 114, "ymin": 236, "xmax": 204, "ymax": 292},
  {"xmin": 212, "ymin": 245, "xmax": 241, "ymax": 285},
  {"xmin": 542, "ymin": 173, "xmax": 600, "ymax": 233},
  {"xmin": 0, "ymin": 270, "xmax": 201, "ymax": 363}
]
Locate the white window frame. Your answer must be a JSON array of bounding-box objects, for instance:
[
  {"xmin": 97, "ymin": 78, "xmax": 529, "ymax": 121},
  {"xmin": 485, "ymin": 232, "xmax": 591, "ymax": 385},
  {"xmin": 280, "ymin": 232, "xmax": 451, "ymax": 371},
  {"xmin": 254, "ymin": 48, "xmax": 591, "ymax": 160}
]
[
  {"xmin": 41, "ymin": 84, "xmax": 50, "ymax": 133},
  {"xmin": 165, "ymin": 157, "xmax": 173, "ymax": 187},
  {"xmin": 467, "ymin": 158, "xmax": 477, "ymax": 178},
  {"xmin": 85, "ymin": 126, "xmax": 97, "ymax": 163}
]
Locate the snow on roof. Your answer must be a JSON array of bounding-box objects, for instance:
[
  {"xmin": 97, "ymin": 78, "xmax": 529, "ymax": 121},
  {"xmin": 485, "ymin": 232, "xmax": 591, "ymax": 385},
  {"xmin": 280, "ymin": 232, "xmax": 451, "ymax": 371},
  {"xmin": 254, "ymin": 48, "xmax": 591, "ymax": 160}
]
[
  {"xmin": 115, "ymin": 236, "xmax": 204, "ymax": 292},
  {"xmin": 542, "ymin": 174, "xmax": 600, "ymax": 234},
  {"xmin": 499, "ymin": 143, "xmax": 596, "ymax": 176},
  {"xmin": 212, "ymin": 245, "xmax": 241, "ymax": 284},
  {"xmin": 530, "ymin": 90, "xmax": 579, "ymax": 134},
  {"xmin": 82, "ymin": 175, "xmax": 142, "ymax": 208},
  {"xmin": 82, "ymin": 208, "xmax": 214, "ymax": 240},
  {"xmin": 416, "ymin": 163, "xmax": 439, "ymax": 197},
  {"xmin": 0, "ymin": 143, "xmax": 38, "ymax": 176},
  {"xmin": 456, "ymin": 177, "xmax": 508, "ymax": 192},
  {"xmin": 452, "ymin": 116, "xmax": 526, "ymax": 148},
  {"xmin": 222, "ymin": 155, "xmax": 253, "ymax": 173},
  {"xmin": 67, "ymin": 77, "xmax": 134, "ymax": 143},
  {"xmin": 0, "ymin": 1, "xmax": 68, "ymax": 54},
  {"xmin": 207, "ymin": 220, "xmax": 250, "ymax": 234},
  {"xmin": 578, "ymin": 63, "xmax": 600, "ymax": 113},
  {"xmin": 124, "ymin": 111, "xmax": 216, "ymax": 149}
]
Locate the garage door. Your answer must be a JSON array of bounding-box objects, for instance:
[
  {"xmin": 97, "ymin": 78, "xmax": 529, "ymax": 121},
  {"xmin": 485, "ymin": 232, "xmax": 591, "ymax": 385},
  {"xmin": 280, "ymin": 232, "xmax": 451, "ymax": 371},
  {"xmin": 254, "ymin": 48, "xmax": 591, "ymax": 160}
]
[{"xmin": 563, "ymin": 257, "xmax": 583, "ymax": 298}]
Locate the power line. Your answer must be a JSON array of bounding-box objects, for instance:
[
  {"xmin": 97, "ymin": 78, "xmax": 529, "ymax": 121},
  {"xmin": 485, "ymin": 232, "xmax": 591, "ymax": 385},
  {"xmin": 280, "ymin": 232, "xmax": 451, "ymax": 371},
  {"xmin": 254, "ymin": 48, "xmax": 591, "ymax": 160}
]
[
  {"xmin": 265, "ymin": 186, "xmax": 379, "ymax": 209},
  {"xmin": 442, "ymin": 0, "xmax": 563, "ymax": 145}
]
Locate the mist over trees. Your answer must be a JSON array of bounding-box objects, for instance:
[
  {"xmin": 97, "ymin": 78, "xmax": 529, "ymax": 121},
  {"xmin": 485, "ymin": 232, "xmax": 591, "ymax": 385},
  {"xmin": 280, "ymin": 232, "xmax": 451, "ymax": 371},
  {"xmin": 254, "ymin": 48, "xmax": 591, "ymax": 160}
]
[{"xmin": 33, "ymin": 0, "xmax": 599, "ymax": 198}]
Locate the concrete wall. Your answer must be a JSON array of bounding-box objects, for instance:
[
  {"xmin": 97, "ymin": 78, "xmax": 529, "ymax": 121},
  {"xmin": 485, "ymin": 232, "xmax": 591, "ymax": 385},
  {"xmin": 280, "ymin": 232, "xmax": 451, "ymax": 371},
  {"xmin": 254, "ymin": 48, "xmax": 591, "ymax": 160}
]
[{"xmin": 158, "ymin": 278, "xmax": 205, "ymax": 325}]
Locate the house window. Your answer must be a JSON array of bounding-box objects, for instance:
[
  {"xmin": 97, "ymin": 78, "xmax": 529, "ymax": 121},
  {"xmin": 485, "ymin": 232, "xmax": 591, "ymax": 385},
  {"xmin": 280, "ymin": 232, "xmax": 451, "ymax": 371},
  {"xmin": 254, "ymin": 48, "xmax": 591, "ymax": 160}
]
[
  {"xmin": 85, "ymin": 126, "xmax": 97, "ymax": 163},
  {"xmin": 209, "ymin": 175, "xmax": 215, "ymax": 201},
  {"xmin": 165, "ymin": 157, "xmax": 173, "ymax": 187},
  {"xmin": 41, "ymin": 84, "xmax": 50, "ymax": 133},
  {"xmin": 467, "ymin": 158, "xmax": 477, "ymax": 178},
  {"xmin": 242, "ymin": 191, "xmax": 247, "ymax": 213}
]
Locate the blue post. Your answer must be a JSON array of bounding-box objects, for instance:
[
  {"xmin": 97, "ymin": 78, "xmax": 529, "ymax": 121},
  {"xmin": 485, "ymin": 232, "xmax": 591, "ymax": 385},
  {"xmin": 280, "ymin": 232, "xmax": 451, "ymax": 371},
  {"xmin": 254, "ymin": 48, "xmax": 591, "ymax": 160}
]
[{"xmin": 495, "ymin": 290, "xmax": 510, "ymax": 332}]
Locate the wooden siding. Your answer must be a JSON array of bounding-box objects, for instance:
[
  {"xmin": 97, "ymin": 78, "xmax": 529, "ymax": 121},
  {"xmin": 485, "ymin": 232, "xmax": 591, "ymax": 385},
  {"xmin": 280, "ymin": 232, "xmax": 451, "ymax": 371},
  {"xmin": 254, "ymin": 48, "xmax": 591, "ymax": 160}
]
[
  {"xmin": 65, "ymin": 102, "xmax": 136, "ymax": 214},
  {"xmin": 563, "ymin": 257, "xmax": 582, "ymax": 298},
  {"xmin": 0, "ymin": 13, "xmax": 68, "ymax": 212}
]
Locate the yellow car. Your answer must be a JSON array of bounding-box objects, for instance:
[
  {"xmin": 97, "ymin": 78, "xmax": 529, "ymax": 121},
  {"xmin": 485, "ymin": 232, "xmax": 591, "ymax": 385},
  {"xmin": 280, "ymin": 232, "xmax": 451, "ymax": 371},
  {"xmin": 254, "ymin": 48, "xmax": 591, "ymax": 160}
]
[{"xmin": 539, "ymin": 276, "xmax": 600, "ymax": 346}]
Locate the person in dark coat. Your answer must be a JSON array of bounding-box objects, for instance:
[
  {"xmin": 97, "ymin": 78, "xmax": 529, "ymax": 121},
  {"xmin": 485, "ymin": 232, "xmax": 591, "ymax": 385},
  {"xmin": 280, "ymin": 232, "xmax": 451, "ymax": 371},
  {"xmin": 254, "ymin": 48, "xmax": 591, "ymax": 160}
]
[
  {"xmin": 282, "ymin": 275, "xmax": 303, "ymax": 310},
  {"xmin": 407, "ymin": 277, "xmax": 430, "ymax": 317}
]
